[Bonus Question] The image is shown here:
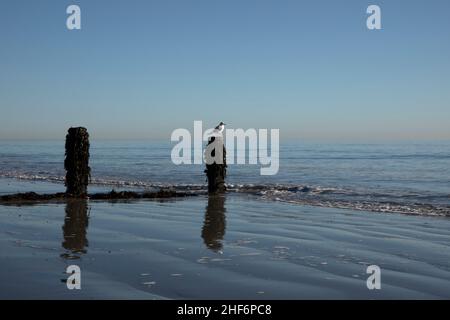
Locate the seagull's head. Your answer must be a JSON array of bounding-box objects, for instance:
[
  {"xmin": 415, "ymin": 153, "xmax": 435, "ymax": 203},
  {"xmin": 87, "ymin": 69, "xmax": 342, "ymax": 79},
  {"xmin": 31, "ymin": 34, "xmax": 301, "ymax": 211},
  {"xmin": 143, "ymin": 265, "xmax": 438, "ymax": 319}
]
[{"xmin": 219, "ymin": 122, "xmax": 226, "ymax": 126}]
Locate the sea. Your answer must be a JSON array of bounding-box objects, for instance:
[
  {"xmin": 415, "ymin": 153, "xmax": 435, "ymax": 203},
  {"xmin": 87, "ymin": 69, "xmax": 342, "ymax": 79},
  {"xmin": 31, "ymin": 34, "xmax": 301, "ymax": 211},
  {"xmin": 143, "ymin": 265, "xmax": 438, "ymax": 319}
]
[{"xmin": 0, "ymin": 140, "xmax": 449, "ymax": 216}]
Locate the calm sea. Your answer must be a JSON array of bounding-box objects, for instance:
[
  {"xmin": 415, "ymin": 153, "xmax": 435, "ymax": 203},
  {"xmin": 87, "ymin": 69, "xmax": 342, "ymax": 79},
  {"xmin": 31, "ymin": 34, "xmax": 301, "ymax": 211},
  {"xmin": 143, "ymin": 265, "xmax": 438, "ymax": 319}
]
[{"xmin": 0, "ymin": 140, "xmax": 449, "ymax": 216}]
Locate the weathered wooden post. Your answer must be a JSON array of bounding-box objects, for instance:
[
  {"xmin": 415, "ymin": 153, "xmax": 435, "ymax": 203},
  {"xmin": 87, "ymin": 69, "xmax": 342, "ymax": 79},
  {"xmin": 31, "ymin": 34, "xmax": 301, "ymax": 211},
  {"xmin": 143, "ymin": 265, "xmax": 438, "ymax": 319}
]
[
  {"xmin": 65, "ymin": 127, "xmax": 91, "ymax": 197},
  {"xmin": 204, "ymin": 136, "xmax": 227, "ymax": 193}
]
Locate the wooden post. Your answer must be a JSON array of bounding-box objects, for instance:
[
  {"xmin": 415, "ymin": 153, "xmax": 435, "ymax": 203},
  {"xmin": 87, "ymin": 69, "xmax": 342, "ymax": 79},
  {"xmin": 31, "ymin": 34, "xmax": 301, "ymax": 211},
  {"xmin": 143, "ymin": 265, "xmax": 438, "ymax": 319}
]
[
  {"xmin": 204, "ymin": 136, "xmax": 227, "ymax": 193},
  {"xmin": 65, "ymin": 127, "xmax": 91, "ymax": 197}
]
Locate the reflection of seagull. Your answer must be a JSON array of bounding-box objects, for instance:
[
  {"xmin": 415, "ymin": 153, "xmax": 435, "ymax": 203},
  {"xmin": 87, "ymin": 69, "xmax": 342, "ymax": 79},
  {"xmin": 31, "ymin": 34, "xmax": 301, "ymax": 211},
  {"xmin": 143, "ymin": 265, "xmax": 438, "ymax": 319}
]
[{"xmin": 214, "ymin": 122, "xmax": 226, "ymax": 134}]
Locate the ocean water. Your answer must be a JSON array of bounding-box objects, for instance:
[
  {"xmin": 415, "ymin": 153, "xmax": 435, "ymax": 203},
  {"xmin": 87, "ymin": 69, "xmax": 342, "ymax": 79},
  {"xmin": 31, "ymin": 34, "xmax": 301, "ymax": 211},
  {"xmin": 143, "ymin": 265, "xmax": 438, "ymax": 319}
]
[{"xmin": 0, "ymin": 140, "xmax": 449, "ymax": 216}]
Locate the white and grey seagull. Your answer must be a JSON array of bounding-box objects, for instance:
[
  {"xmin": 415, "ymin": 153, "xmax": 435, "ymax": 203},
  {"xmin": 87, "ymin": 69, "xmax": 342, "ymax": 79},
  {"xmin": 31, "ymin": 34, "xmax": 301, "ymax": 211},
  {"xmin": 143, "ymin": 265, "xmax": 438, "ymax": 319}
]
[{"xmin": 214, "ymin": 121, "xmax": 226, "ymax": 134}]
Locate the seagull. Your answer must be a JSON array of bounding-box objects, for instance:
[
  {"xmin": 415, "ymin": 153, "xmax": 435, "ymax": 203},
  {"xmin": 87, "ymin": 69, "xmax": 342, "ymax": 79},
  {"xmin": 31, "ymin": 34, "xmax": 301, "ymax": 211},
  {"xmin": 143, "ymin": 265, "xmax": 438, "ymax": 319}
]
[
  {"xmin": 209, "ymin": 122, "xmax": 226, "ymax": 140},
  {"xmin": 214, "ymin": 122, "xmax": 226, "ymax": 134}
]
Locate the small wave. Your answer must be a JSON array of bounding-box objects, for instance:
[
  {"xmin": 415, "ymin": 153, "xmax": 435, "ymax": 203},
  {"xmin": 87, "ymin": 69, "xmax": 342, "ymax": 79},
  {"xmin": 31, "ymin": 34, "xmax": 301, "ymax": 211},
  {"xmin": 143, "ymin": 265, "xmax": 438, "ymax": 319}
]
[
  {"xmin": 258, "ymin": 189, "xmax": 450, "ymax": 217},
  {"xmin": 0, "ymin": 172, "xmax": 65, "ymax": 183},
  {"xmin": 0, "ymin": 171, "xmax": 207, "ymax": 191},
  {"xmin": 1, "ymin": 171, "xmax": 448, "ymax": 217}
]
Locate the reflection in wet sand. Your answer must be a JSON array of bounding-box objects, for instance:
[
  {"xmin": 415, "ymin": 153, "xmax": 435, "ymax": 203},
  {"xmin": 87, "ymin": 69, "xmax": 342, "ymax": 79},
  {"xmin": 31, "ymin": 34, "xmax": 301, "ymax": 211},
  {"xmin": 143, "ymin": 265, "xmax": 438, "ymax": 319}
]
[
  {"xmin": 61, "ymin": 199, "xmax": 90, "ymax": 258},
  {"xmin": 202, "ymin": 195, "xmax": 226, "ymax": 252}
]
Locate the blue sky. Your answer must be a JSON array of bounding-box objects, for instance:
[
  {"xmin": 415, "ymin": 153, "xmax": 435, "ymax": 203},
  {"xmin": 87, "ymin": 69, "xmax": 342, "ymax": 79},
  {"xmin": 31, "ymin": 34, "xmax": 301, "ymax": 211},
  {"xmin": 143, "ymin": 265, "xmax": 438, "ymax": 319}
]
[{"xmin": 1, "ymin": 0, "xmax": 449, "ymax": 140}]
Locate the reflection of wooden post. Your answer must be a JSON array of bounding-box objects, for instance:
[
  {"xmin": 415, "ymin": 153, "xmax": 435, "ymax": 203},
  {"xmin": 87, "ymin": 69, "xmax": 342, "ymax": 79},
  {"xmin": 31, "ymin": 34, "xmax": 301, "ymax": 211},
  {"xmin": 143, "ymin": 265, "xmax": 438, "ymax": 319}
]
[
  {"xmin": 202, "ymin": 195, "xmax": 226, "ymax": 252},
  {"xmin": 205, "ymin": 136, "xmax": 227, "ymax": 193},
  {"xmin": 62, "ymin": 199, "xmax": 89, "ymax": 255},
  {"xmin": 65, "ymin": 127, "xmax": 90, "ymax": 197}
]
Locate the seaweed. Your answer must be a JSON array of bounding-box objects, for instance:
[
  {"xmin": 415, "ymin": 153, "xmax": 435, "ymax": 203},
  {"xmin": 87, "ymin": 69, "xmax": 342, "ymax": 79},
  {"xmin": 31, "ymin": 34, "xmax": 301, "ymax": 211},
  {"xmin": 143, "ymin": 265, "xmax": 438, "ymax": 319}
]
[
  {"xmin": 0, "ymin": 189, "xmax": 195, "ymax": 205},
  {"xmin": 0, "ymin": 192, "xmax": 67, "ymax": 203},
  {"xmin": 89, "ymin": 189, "xmax": 192, "ymax": 200}
]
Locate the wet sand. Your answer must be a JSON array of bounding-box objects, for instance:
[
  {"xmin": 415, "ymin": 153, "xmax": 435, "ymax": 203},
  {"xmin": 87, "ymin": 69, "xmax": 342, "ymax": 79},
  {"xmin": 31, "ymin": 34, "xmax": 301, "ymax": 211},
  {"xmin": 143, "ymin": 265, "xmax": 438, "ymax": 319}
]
[{"xmin": 1, "ymin": 193, "xmax": 450, "ymax": 299}]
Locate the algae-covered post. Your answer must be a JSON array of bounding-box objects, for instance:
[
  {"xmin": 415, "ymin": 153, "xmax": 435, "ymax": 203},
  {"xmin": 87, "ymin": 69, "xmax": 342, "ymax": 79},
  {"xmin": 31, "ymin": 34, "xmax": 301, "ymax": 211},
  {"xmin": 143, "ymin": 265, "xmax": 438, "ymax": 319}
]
[
  {"xmin": 204, "ymin": 136, "xmax": 227, "ymax": 193},
  {"xmin": 65, "ymin": 127, "xmax": 91, "ymax": 197}
]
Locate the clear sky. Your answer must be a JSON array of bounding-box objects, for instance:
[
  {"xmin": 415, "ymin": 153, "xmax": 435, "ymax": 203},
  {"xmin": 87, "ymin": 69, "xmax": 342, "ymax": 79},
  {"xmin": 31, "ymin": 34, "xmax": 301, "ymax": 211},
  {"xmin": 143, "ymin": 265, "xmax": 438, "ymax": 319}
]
[{"xmin": 1, "ymin": 0, "xmax": 449, "ymax": 140}]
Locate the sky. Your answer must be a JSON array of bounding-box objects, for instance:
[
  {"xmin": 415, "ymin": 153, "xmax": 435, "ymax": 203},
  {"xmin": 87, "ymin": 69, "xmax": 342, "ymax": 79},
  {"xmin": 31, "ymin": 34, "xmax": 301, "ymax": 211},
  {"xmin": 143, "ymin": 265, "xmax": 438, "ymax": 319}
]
[{"xmin": 0, "ymin": 0, "xmax": 449, "ymax": 141}]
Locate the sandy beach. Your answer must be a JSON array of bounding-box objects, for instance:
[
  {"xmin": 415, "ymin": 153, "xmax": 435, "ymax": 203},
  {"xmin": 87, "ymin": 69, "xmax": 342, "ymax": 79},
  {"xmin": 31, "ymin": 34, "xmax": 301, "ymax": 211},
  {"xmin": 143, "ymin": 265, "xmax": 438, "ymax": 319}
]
[{"xmin": 1, "ymin": 191, "xmax": 450, "ymax": 299}]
